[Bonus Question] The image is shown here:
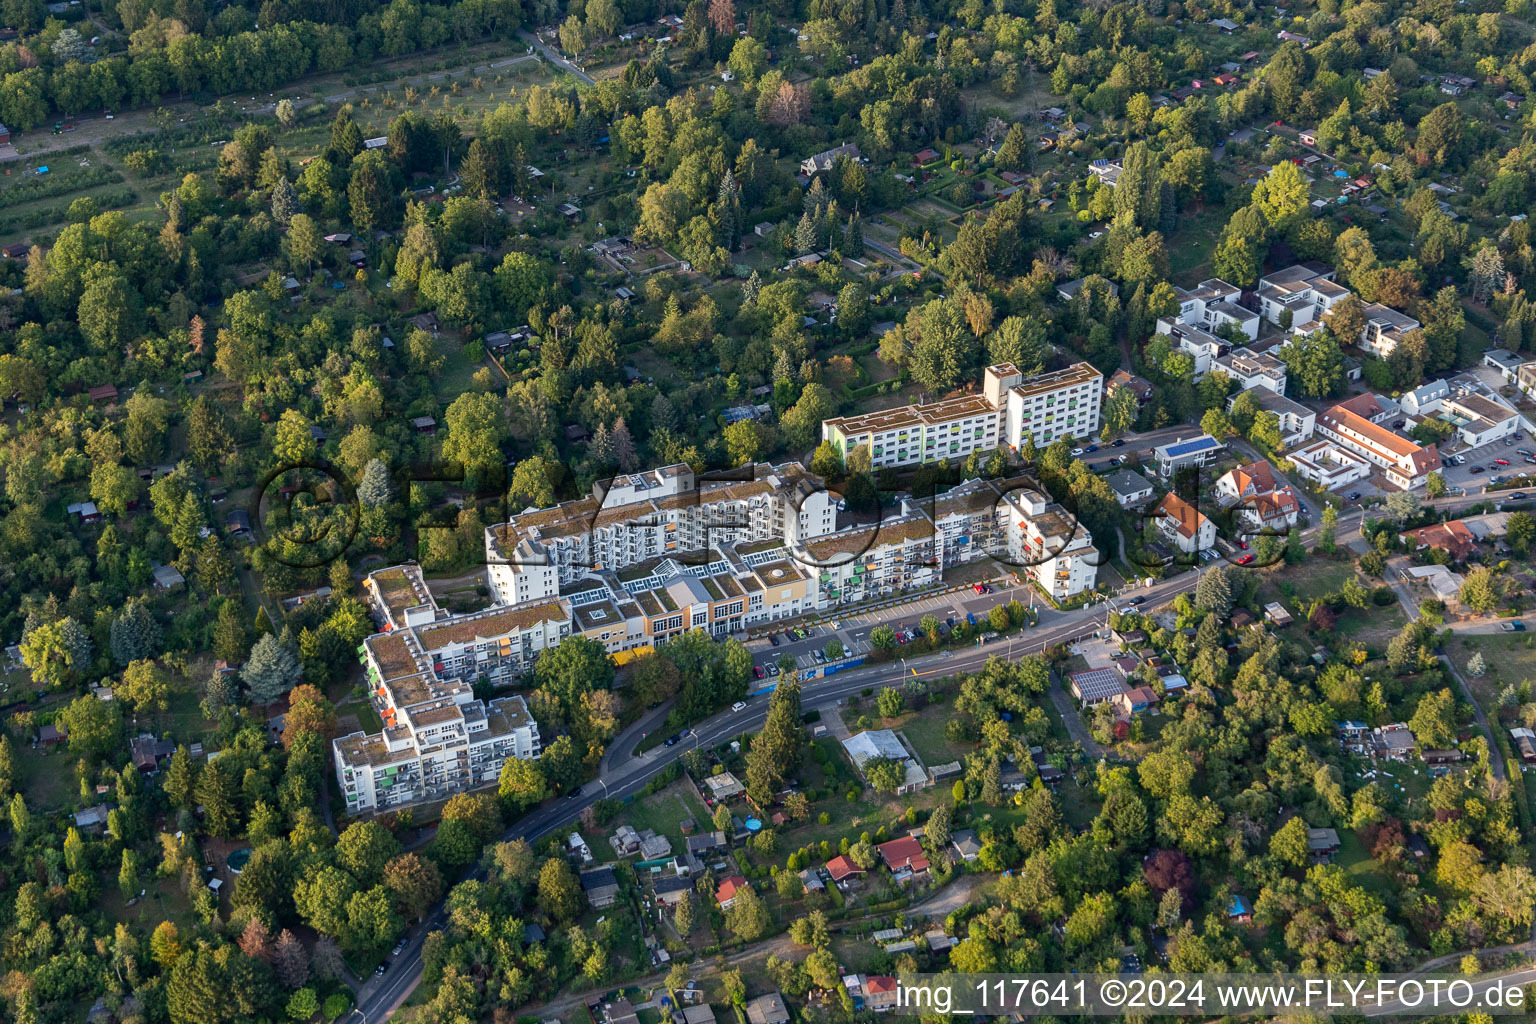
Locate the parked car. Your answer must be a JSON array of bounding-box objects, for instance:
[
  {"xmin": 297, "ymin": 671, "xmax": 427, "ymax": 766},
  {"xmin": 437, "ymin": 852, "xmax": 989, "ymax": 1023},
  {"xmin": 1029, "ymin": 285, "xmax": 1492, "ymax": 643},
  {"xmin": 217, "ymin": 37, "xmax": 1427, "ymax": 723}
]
[
  {"xmin": 1471, "ymin": 466, "xmax": 1485, "ymax": 473},
  {"xmin": 392, "ymin": 940, "xmax": 408, "ymax": 957},
  {"xmin": 813, "ymin": 650, "xmax": 826, "ymax": 663},
  {"xmin": 1495, "ymin": 459, "xmax": 1511, "ymax": 466},
  {"xmin": 1512, "ymin": 492, "xmax": 1529, "ymax": 500},
  {"xmin": 1127, "ymin": 596, "xmax": 1145, "ymax": 606},
  {"xmin": 1111, "ymin": 438, "xmax": 1125, "ymax": 447},
  {"xmin": 767, "ymin": 664, "xmax": 778, "ymax": 676},
  {"xmin": 1237, "ymin": 554, "xmax": 1255, "ymax": 565},
  {"xmin": 1503, "ymin": 622, "xmax": 1528, "ymax": 632},
  {"xmin": 1347, "ymin": 492, "xmax": 1362, "ymax": 500},
  {"xmin": 1070, "ymin": 447, "xmax": 1085, "ymax": 457},
  {"xmin": 753, "ymin": 666, "xmax": 764, "ymax": 679},
  {"xmin": 376, "ymin": 964, "xmax": 387, "ymax": 977},
  {"xmin": 1084, "ymin": 445, "xmax": 1099, "ymax": 453},
  {"xmin": 663, "ymin": 734, "xmax": 681, "ymax": 747},
  {"xmin": 768, "ymin": 633, "xmax": 779, "ymax": 646}
]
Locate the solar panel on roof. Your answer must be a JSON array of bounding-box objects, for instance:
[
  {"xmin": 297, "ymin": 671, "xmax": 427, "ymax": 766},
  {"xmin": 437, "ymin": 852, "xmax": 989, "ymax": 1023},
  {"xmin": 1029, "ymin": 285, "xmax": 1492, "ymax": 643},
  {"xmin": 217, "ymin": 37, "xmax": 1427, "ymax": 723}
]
[{"xmin": 1164, "ymin": 437, "xmax": 1221, "ymax": 458}]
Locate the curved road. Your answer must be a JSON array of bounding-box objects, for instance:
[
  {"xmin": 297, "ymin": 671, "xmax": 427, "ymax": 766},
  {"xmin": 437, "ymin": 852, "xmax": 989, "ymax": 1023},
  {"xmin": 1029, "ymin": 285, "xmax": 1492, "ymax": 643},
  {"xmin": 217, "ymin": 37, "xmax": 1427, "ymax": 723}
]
[{"xmin": 355, "ymin": 496, "xmax": 1505, "ymax": 1020}]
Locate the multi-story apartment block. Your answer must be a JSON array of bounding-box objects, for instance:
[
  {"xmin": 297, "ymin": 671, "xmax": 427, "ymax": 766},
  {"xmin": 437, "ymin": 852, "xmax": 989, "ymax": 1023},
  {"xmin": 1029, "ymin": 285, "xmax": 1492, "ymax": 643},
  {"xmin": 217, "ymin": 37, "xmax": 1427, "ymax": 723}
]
[
  {"xmin": 485, "ymin": 463, "xmax": 836, "ymax": 598},
  {"xmin": 996, "ymin": 486, "xmax": 1100, "ymax": 601},
  {"xmin": 1228, "ymin": 390, "xmax": 1315, "ymax": 446},
  {"xmin": 1316, "ymin": 393, "xmax": 1440, "ymax": 490},
  {"xmin": 1155, "ymin": 318, "xmax": 1230, "ymax": 379},
  {"xmin": 1213, "ymin": 347, "xmax": 1287, "ymax": 394},
  {"xmin": 804, "ymin": 476, "xmax": 1100, "ymax": 607},
  {"xmin": 336, "ymin": 564, "xmax": 554, "ymax": 813},
  {"xmin": 820, "ymin": 362, "xmax": 1102, "ymax": 468},
  {"xmin": 1257, "ymin": 263, "xmax": 1346, "ymax": 329},
  {"xmin": 1000, "ymin": 362, "xmax": 1104, "ymax": 450},
  {"xmin": 799, "ymin": 514, "xmax": 941, "ymax": 608},
  {"xmin": 1171, "ymin": 278, "xmax": 1260, "ymax": 340},
  {"xmin": 1356, "ymin": 303, "xmax": 1421, "ymax": 358}
]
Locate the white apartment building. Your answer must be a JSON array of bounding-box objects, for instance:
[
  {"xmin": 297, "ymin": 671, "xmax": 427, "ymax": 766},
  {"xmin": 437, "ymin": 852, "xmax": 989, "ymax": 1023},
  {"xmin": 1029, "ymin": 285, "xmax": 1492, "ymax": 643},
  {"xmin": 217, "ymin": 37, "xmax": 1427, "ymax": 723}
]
[
  {"xmin": 486, "ymin": 462, "xmax": 837, "ymax": 597},
  {"xmin": 338, "ymin": 564, "xmax": 556, "ymax": 813},
  {"xmin": 1398, "ymin": 379, "xmax": 1450, "ymax": 417},
  {"xmin": 1155, "ymin": 318, "xmax": 1229, "ymax": 379},
  {"xmin": 1287, "ymin": 440, "xmax": 1373, "ymax": 490},
  {"xmin": 821, "ymin": 362, "xmax": 1102, "ymax": 469},
  {"xmin": 999, "ymin": 362, "xmax": 1104, "ymax": 450},
  {"xmin": 1357, "ymin": 302, "xmax": 1421, "ymax": 358},
  {"xmin": 1316, "ymin": 393, "xmax": 1441, "ymax": 490},
  {"xmin": 997, "ymin": 486, "xmax": 1100, "ymax": 600},
  {"xmin": 1171, "ymin": 278, "xmax": 1260, "ymax": 341},
  {"xmin": 1213, "ymin": 347, "xmax": 1287, "ymax": 394},
  {"xmin": 1257, "ymin": 263, "xmax": 1347, "ymax": 330},
  {"xmin": 799, "ymin": 513, "xmax": 941, "ymax": 608},
  {"xmin": 1229, "ymin": 390, "xmax": 1315, "ymax": 446}
]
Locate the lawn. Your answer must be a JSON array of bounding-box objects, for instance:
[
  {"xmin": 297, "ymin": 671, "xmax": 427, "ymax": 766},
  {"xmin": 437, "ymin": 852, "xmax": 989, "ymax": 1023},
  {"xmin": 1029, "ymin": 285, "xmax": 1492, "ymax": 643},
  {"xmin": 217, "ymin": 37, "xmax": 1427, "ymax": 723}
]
[
  {"xmin": 1164, "ymin": 204, "xmax": 1229, "ymax": 279},
  {"xmin": 894, "ymin": 710, "xmax": 970, "ymax": 767},
  {"xmin": 1443, "ymin": 631, "xmax": 1536, "ymax": 708},
  {"xmin": 1254, "ymin": 556, "xmax": 1357, "ymax": 606},
  {"xmin": 615, "ymin": 781, "xmax": 713, "ymax": 847},
  {"xmin": 16, "ymin": 741, "xmax": 81, "ymax": 811}
]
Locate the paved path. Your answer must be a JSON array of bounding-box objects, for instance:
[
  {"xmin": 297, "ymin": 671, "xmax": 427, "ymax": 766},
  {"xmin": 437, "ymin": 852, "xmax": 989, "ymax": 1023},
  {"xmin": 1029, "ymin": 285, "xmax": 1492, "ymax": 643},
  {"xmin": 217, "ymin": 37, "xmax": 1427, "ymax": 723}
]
[
  {"xmin": 1049, "ymin": 673, "xmax": 1104, "ymax": 758},
  {"xmin": 520, "ymin": 30, "xmax": 595, "ymax": 85}
]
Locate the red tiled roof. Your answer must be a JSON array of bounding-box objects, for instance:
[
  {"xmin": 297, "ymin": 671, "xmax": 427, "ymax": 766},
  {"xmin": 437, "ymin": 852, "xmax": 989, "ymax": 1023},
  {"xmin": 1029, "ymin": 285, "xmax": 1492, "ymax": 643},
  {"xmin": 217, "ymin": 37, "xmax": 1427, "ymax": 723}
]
[
  {"xmin": 1154, "ymin": 493, "xmax": 1208, "ymax": 540},
  {"xmin": 716, "ymin": 875, "xmax": 749, "ymax": 905},
  {"xmin": 866, "ymin": 976, "xmax": 898, "ymax": 994},
  {"xmin": 825, "ymin": 855, "xmax": 862, "ymax": 881},
  {"xmin": 878, "ymin": 836, "xmax": 930, "ymax": 872},
  {"xmin": 1401, "ymin": 519, "xmax": 1477, "ymax": 560}
]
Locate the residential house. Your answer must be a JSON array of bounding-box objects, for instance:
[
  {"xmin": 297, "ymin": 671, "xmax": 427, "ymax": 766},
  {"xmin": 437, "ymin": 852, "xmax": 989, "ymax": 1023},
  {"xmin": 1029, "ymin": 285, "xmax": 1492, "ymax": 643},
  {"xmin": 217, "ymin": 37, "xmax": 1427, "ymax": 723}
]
[
  {"xmin": 1399, "ymin": 379, "xmax": 1450, "ymax": 417},
  {"xmin": 825, "ymin": 855, "xmax": 865, "ymax": 883},
  {"xmin": 1228, "ymin": 894, "xmax": 1253, "ymax": 923},
  {"xmin": 950, "ymin": 830, "xmax": 982, "ymax": 862},
  {"xmin": 745, "ymin": 993, "xmax": 791, "ymax": 1024},
  {"xmin": 1089, "ymin": 159, "xmax": 1123, "ymax": 187},
  {"xmin": 877, "ymin": 835, "xmax": 931, "ymax": 882},
  {"xmin": 1113, "ymin": 686, "xmax": 1160, "ymax": 716},
  {"xmin": 1106, "ymin": 369, "xmax": 1155, "ymax": 407},
  {"xmin": 1153, "ymin": 492, "xmax": 1216, "ymax": 554},
  {"xmin": 1151, "ymin": 434, "xmax": 1223, "ymax": 477},
  {"xmin": 580, "ymin": 867, "xmax": 621, "ymax": 909},
  {"xmin": 842, "ymin": 729, "xmax": 929, "ymax": 794},
  {"xmin": 1070, "ymin": 668, "xmax": 1128, "ymax": 706},
  {"xmin": 716, "ymin": 875, "xmax": 751, "ymax": 909},
  {"xmin": 1400, "ymin": 519, "xmax": 1479, "ymax": 561},
  {"xmin": 1105, "ymin": 468, "xmax": 1156, "ymax": 507},
  {"xmin": 801, "ymin": 142, "xmax": 861, "ymax": 176},
  {"xmin": 1231, "ymin": 389, "xmax": 1316, "ymax": 445}
]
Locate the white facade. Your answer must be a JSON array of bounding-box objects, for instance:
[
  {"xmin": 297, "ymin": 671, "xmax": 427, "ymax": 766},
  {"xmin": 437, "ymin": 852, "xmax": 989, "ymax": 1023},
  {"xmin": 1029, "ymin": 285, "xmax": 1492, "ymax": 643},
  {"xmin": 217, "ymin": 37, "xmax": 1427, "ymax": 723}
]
[
  {"xmin": 1257, "ymin": 264, "xmax": 1345, "ymax": 329},
  {"xmin": 487, "ymin": 462, "xmax": 837, "ymax": 596},
  {"xmin": 1002, "ymin": 362, "xmax": 1104, "ymax": 449},
  {"xmin": 341, "ymin": 565, "xmax": 556, "ymax": 813},
  {"xmin": 1214, "ymin": 348, "xmax": 1287, "ymax": 394},
  {"xmin": 1288, "ymin": 441, "xmax": 1374, "ymax": 490},
  {"xmin": 1156, "ymin": 317, "xmax": 1228, "ymax": 379},
  {"xmin": 1153, "ymin": 493, "xmax": 1216, "ymax": 554},
  {"xmin": 1439, "ymin": 391, "xmax": 1519, "ymax": 446},
  {"xmin": 1171, "ymin": 278, "xmax": 1260, "ymax": 341},
  {"xmin": 997, "ymin": 487, "xmax": 1099, "ymax": 601}
]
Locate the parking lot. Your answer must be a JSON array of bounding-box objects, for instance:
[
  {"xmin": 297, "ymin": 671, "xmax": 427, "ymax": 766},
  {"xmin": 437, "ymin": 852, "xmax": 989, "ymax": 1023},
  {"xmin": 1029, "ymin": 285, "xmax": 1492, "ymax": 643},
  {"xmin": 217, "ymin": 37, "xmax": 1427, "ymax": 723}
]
[
  {"xmin": 1437, "ymin": 431, "xmax": 1534, "ymax": 492},
  {"xmin": 746, "ymin": 580, "xmax": 1030, "ymax": 677}
]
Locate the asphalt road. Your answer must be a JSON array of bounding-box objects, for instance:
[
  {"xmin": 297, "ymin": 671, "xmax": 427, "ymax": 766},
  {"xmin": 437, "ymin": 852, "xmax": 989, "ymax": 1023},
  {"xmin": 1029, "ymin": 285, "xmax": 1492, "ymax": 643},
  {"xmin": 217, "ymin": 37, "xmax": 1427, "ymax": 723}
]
[
  {"xmin": 351, "ymin": 568, "xmax": 1216, "ymax": 1021},
  {"xmin": 354, "ymin": 492, "xmax": 1504, "ymax": 1020}
]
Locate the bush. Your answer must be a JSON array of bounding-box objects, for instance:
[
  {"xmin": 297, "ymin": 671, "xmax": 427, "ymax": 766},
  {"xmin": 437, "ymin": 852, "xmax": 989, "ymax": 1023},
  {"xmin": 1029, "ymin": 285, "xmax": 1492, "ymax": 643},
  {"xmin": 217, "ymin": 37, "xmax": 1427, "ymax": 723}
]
[
  {"xmin": 323, "ymin": 993, "xmax": 353, "ymax": 1021},
  {"xmin": 1371, "ymin": 586, "xmax": 1396, "ymax": 606}
]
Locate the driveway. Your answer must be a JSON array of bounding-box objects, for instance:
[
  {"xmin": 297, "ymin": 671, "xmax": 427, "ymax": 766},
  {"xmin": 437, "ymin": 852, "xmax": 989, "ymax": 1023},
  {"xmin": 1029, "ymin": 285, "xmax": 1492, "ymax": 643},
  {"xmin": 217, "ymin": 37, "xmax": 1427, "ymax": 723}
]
[{"xmin": 1049, "ymin": 674, "xmax": 1105, "ymax": 759}]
